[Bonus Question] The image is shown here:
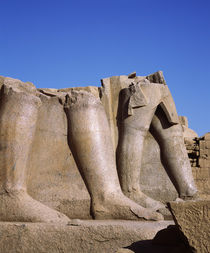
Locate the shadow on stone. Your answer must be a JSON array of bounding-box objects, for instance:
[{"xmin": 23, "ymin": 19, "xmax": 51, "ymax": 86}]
[{"xmin": 121, "ymin": 225, "xmax": 195, "ymax": 253}]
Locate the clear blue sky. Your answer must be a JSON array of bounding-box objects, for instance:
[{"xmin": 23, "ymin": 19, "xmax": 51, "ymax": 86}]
[{"xmin": 0, "ymin": 0, "xmax": 209, "ymax": 136}]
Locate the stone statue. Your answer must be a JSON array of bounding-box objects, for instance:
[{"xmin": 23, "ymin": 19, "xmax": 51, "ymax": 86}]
[
  {"xmin": 0, "ymin": 72, "xmax": 197, "ymax": 223},
  {"xmin": 100, "ymin": 72, "xmax": 197, "ymax": 211}
]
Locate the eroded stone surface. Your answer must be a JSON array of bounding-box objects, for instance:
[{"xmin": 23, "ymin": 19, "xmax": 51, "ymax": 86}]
[
  {"xmin": 0, "ymin": 220, "xmax": 173, "ymax": 253},
  {"xmin": 0, "ymin": 72, "xmax": 198, "ymax": 222},
  {"xmin": 100, "ymin": 73, "xmax": 197, "ymax": 210},
  {"xmin": 183, "ymin": 132, "xmax": 210, "ymax": 199},
  {"xmin": 0, "ymin": 75, "xmax": 165, "ymax": 222},
  {"xmin": 168, "ymin": 200, "xmax": 210, "ymax": 253}
]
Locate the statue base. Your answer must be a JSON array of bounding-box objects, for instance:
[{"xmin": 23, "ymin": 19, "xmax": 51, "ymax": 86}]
[{"xmin": 0, "ymin": 220, "xmax": 174, "ymax": 253}]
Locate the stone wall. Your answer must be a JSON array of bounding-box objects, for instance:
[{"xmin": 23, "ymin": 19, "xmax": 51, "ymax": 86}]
[
  {"xmin": 185, "ymin": 133, "xmax": 210, "ymax": 199},
  {"xmin": 179, "ymin": 116, "xmax": 210, "ymax": 199}
]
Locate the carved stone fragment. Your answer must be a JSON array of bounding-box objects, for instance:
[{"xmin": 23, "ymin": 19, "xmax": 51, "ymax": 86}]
[{"xmin": 168, "ymin": 200, "xmax": 210, "ymax": 253}]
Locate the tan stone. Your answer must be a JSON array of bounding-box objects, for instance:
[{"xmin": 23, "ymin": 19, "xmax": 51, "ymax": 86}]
[
  {"xmin": 0, "ymin": 72, "xmax": 198, "ymax": 222},
  {"xmin": 198, "ymin": 158, "xmax": 209, "ymax": 168},
  {"xmin": 195, "ymin": 167, "xmax": 209, "ymax": 180},
  {"xmin": 199, "ymin": 140, "xmax": 206, "ymax": 150},
  {"xmin": 0, "ymin": 220, "xmax": 173, "ymax": 253},
  {"xmin": 141, "ymin": 131, "xmax": 178, "ymax": 202},
  {"xmin": 205, "ymin": 141, "xmax": 210, "ymax": 149},
  {"xmin": 127, "ymin": 71, "xmax": 136, "ymax": 79},
  {"xmin": 0, "ymin": 76, "xmax": 5, "ymax": 89},
  {"xmin": 168, "ymin": 200, "xmax": 210, "ymax": 253},
  {"xmin": 195, "ymin": 179, "xmax": 210, "ymax": 194},
  {"xmin": 204, "ymin": 133, "xmax": 210, "ymax": 140},
  {"xmin": 200, "ymin": 148, "xmax": 209, "ymax": 156},
  {"xmin": 146, "ymin": 70, "xmax": 167, "ymax": 85},
  {"xmin": 100, "ymin": 73, "xmax": 197, "ymax": 208},
  {"xmin": 182, "ymin": 125, "xmax": 198, "ymax": 139},
  {"xmin": 179, "ymin": 116, "xmax": 189, "ymax": 127},
  {"xmin": 116, "ymin": 249, "xmax": 134, "ymax": 253},
  {"xmin": 0, "ymin": 75, "xmax": 164, "ymax": 222},
  {"xmin": 28, "ymin": 89, "xmax": 91, "ymax": 219}
]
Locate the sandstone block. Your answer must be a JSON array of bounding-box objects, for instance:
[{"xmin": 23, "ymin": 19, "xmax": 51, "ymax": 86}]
[
  {"xmin": 127, "ymin": 72, "xmax": 136, "ymax": 78},
  {"xmin": 0, "ymin": 220, "xmax": 173, "ymax": 253},
  {"xmin": 192, "ymin": 167, "xmax": 197, "ymax": 178},
  {"xmin": 204, "ymin": 133, "xmax": 210, "ymax": 140},
  {"xmin": 205, "ymin": 141, "xmax": 210, "ymax": 149},
  {"xmin": 195, "ymin": 167, "xmax": 209, "ymax": 180},
  {"xmin": 199, "ymin": 140, "xmax": 205, "ymax": 150},
  {"xmin": 198, "ymin": 158, "xmax": 210, "ymax": 168},
  {"xmin": 146, "ymin": 71, "xmax": 167, "ymax": 85},
  {"xmin": 168, "ymin": 200, "xmax": 210, "ymax": 253},
  {"xmin": 179, "ymin": 116, "xmax": 188, "ymax": 127},
  {"xmin": 199, "ymin": 148, "xmax": 208, "ymax": 157},
  {"xmin": 195, "ymin": 179, "xmax": 210, "ymax": 194}
]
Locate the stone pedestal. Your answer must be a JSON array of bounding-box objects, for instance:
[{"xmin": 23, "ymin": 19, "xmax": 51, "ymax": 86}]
[{"xmin": 0, "ymin": 220, "xmax": 173, "ymax": 253}]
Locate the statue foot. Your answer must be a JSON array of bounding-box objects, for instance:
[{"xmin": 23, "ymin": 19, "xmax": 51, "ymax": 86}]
[
  {"xmin": 123, "ymin": 190, "xmax": 165, "ymax": 211},
  {"xmin": 0, "ymin": 190, "xmax": 70, "ymax": 223},
  {"xmin": 179, "ymin": 186, "xmax": 199, "ymax": 200},
  {"xmin": 125, "ymin": 191, "xmax": 176, "ymax": 220},
  {"xmin": 93, "ymin": 193, "xmax": 163, "ymax": 221}
]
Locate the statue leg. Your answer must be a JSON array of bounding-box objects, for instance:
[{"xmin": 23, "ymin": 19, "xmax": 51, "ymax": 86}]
[
  {"xmin": 0, "ymin": 81, "xmax": 69, "ymax": 222},
  {"xmin": 65, "ymin": 91, "xmax": 163, "ymax": 221},
  {"xmin": 117, "ymin": 105, "xmax": 165, "ymax": 210},
  {"xmin": 150, "ymin": 106, "xmax": 198, "ymax": 199}
]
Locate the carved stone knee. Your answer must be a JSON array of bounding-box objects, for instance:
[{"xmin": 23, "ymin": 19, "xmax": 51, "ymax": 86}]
[
  {"xmin": 64, "ymin": 90, "xmax": 102, "ymax": 111},
  {"xmin": 0, "ymin": 77, "xmax": 41, "ymax": 109}
]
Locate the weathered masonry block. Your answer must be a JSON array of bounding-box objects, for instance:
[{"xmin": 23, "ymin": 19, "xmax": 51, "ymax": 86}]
[{"xmin": 184, "ymin": 133, "xmax": 210, "ymax": 198}]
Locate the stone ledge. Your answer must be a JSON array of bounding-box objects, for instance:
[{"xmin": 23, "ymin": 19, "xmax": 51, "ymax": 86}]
[{"xmin": 0, "ymin": 220, "xmax": 174, "ymax": 253}]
